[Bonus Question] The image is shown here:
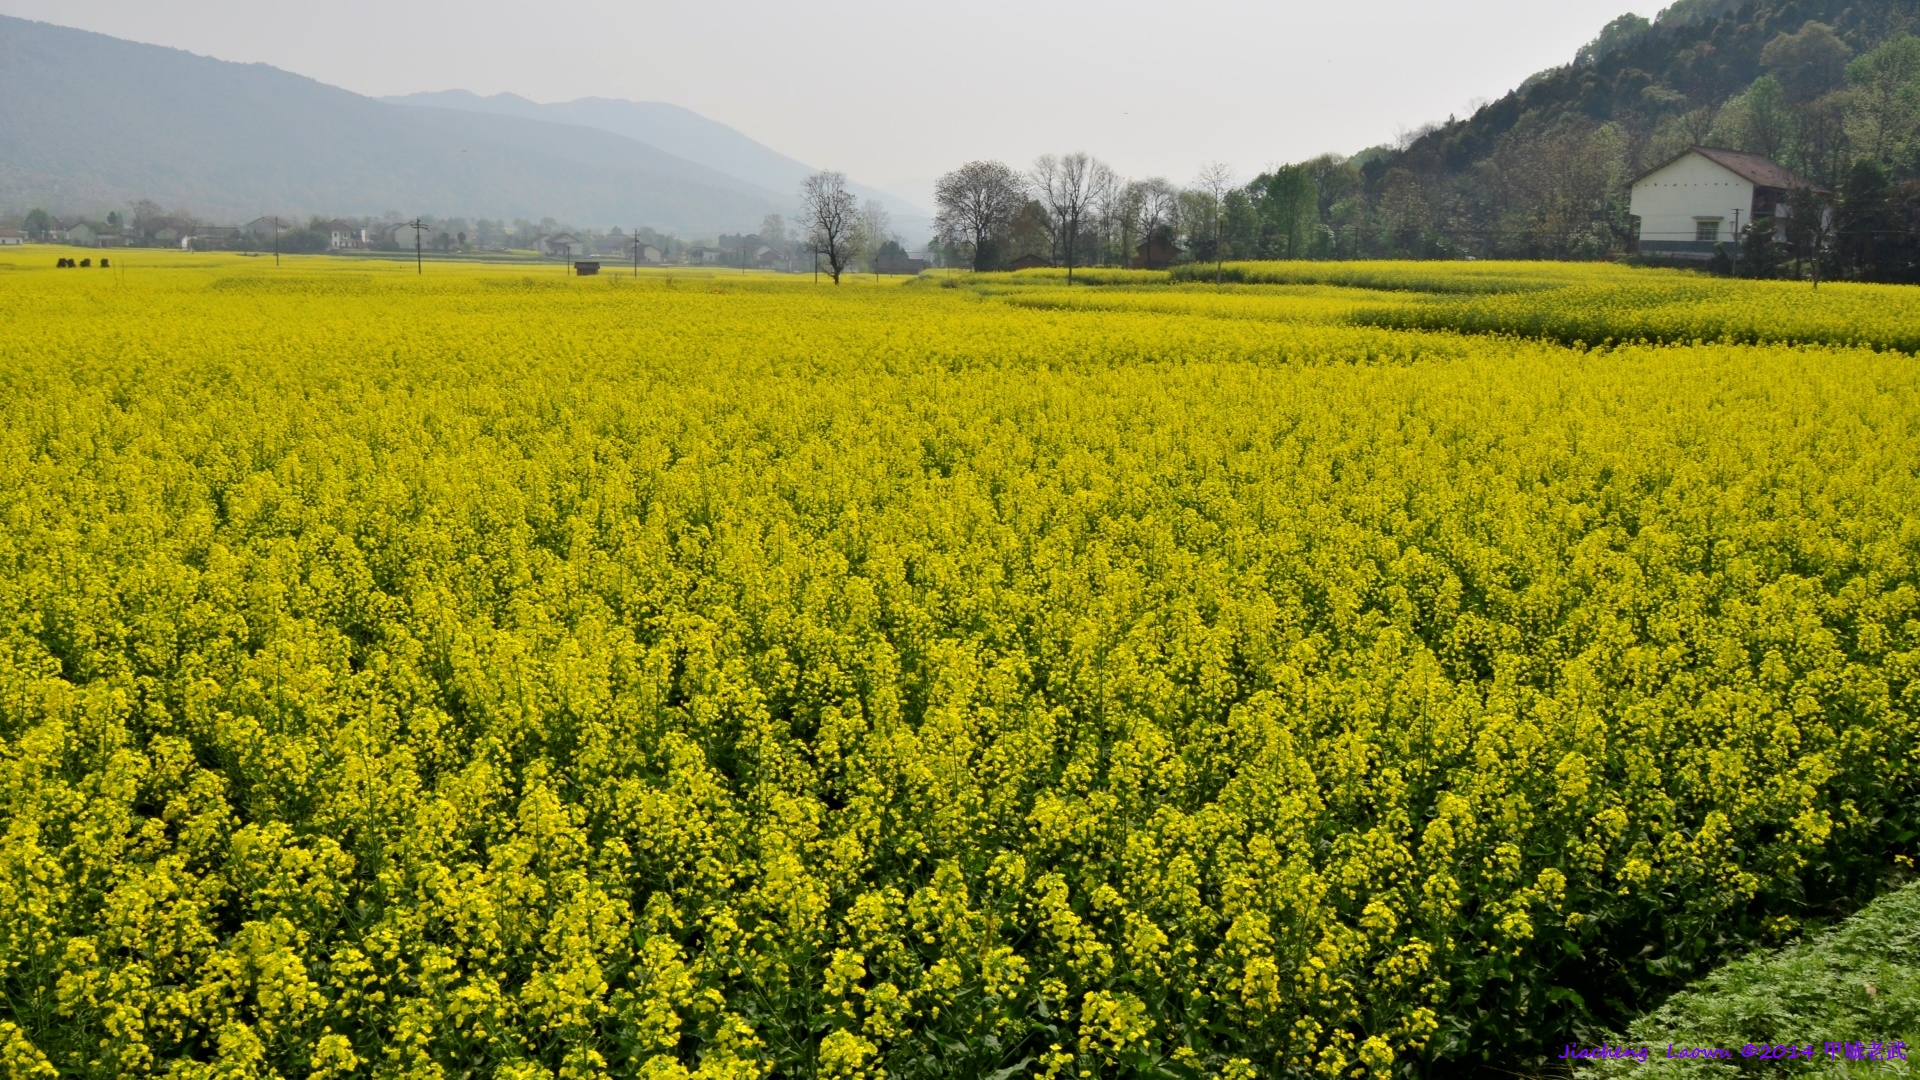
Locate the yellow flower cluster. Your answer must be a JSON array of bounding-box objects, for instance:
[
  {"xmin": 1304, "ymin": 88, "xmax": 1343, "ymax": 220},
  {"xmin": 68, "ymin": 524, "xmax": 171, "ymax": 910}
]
[{"xmin": 0, "ymin": 251, "xmax": 1915, "ymax": 1079}]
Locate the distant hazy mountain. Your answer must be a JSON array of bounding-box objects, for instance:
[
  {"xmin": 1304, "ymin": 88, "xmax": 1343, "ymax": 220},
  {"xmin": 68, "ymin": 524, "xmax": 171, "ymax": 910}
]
[
  {"xmin": 0, "ymin": 15, "xmax": 789, "ymax": 232},
  {"xmin": 384, "ymin": 90, "xmax": 932, "ymax": 224}
]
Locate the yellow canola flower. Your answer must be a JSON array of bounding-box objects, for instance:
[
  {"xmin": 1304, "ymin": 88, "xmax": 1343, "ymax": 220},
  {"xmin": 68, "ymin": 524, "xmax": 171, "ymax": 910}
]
[{"xmin": 0, "ymin": 248, "xmax": 1914, "ymax": 1078}]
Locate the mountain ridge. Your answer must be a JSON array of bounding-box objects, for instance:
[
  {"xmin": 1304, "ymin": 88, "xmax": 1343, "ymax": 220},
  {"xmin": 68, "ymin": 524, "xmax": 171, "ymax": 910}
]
[
  {"xmin": 381, "ymin": 90, "xmax": 930, "ymax": 222},
  {"xmin": 0, "ymin": 15, "xmax": 813, "ymax": 233}
]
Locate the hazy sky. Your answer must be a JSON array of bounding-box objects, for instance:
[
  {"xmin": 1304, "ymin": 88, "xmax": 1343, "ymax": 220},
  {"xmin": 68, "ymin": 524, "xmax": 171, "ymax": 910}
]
[{"xmin": 1, "ymin": 0, "xmax": 1655, "ymax": 205}]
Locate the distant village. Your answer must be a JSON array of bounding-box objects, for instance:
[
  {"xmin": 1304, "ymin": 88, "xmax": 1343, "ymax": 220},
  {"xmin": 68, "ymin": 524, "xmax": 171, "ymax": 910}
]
[{"xmin": 0, "ymin": 207, "xmax": 935, "ymax": 274}]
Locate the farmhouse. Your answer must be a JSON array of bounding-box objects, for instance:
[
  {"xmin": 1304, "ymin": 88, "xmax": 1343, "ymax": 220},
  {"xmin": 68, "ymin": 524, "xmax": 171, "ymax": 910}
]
[
  {"xmin": 0, "ymin": 229, "xmax": 22, "ymax": 246},
  {"xmin": 140, "ymin": 217, "xmax": 195, "ymax": 246},
  {"xmin": 321, "ymin": 221, "xmax": 366, "ymax": 250},
  {"xmin": 537, "ymin": 233, "xmax": 583, "ymax": 257},
  {"xmin": 64, "ymin": 223, "xmax": 125, "ymax": 248},
  {"xmin": 1630, "ymin": 146, "xmax": 1824, "ymax": 259},
  {"xmin": 876, "ymin": 253, "xmax": 929, "ymax": 275},
  {"xmin": 243, "ymin": 216, "xmax": 292, "ymax": 241}
]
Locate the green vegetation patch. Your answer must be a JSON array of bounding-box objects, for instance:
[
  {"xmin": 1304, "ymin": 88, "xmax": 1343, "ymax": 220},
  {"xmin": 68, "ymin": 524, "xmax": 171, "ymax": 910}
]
[{"xmin": 1583, "ymin": 878, "xmax": 1920, "ymax": 1077}]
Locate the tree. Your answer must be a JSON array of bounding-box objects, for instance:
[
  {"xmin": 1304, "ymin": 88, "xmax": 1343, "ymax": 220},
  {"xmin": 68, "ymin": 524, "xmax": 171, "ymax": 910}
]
[
  {"xmin": 23, "ymin": 208, "xmax": 51, "ymax": 240},
  {"xmin": 1008, "ymin": 199, "xmax": 1054, "ymax": 265},
  {"xmin": 1835, "ymin": 158, "xmax": 1894, "ymax": 278},
  {"xmin": 800, "ymin": 171, "xmax": 860, "ymax": 284},
  {"xmin": 1845, "ymin": 34, "xmax": 1920, "ymax": 170},
  {"xmin": 1126, "ymin": 179, "xmax": 1177, "ymax": 265},
  {"xmin": 1030, "ymin": 153, "xmax": 1114, "ymax": 284},
  {"xmin": 1577, "ymin": 13, "xmax": 1651, "ymax": 65},
  {"xmin": 1191, "ymin": 162, "xmax": 1234, "ymax": 283},
  {"xmin": 131, "ymin": 199, "xmax": 164, "ymax": 235},
  {"xmin": 1742, "ymin": 76, "xmax": 1793, "ymax": 161},
  {"xmin": 934, "ymin": 161, "xmax": 1025, "ymax": 272},
  {"xmin": 1789, "ymin": 91, "xmax": 1853, "ymax": 188},
  {"xmin": 1256, "ymin": 167, "xmax": 1317, "ymax": 260},
  {"xmin": 1377, "ymin": 167, "xmax": 1433, "ymax": 257},
  {"xmin": 858, "ymin": 199, "xmax": 894, "ymax": 273},
  {"xmin": 1222, "ymin": 188, "xmax": 1259, "ymax": 261},
  {"xmin": 1785, "ymin": 184, "xmax": 1836, "ymax": 286},
  {"xmin": 1762, "ymin": 21, "xmax": 1853, "ymax": 102},
  {"xmin": 760, "ymin": 214, "xmax": 790, "ymax": 259}
]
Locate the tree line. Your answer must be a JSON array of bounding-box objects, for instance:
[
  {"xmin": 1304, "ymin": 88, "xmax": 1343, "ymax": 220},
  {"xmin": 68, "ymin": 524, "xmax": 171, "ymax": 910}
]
[{"xmin": 780, "ymin": 1, "xmax": 1919, "ymax": 283}]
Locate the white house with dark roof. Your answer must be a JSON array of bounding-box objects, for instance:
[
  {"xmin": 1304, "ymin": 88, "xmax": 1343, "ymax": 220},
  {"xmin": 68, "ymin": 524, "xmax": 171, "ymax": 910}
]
[
  {"xmin": 243, "ymin": 216, "xmax": 293, "ymax": 241},
  {"xmin": 1630, "ymin": 146, "xmax": 1825, "ymax": 259},
  {"xmin": 321, "ymin": 220, "xmax": 367, "ymax": 250}
]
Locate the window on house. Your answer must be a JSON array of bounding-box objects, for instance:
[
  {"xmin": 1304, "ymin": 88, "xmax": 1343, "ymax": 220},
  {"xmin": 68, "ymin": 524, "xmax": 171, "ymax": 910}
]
[{"xmin": 1695, "ymin": 219, "xmax": 1721, "ymax": 243}]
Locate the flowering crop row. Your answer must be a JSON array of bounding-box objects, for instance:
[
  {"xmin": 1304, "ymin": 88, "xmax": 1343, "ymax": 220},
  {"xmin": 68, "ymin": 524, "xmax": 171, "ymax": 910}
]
[
  {"xmin": 1349, "ymin": 279, "xmax": 1920, "ymax": 353},
  {"xmin": 0, "ymin": 253, "xmax": 1915, "ymax": 1080},
  {"xmin": 993, "ymin": 261, "xmax": 1920, "ymax": 353}
]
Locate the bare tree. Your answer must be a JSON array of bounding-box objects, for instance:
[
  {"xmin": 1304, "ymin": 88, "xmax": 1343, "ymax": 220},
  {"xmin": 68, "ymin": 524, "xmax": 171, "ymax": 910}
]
[
  {"xmin": 800, "ymin": 171, "xmax": 860, "ymax": 284},
  {"xmin": 1129, "ymin": 178, "xmax": 1177, "ymax": 266},
  {"xmin": 934, "ymin": 161, "xmax": 1026, "ymax": 272},
  {"xmin": 1192, "ymin": 162, "xmax": 1235, "ymax": 284},
  {"xmin": 1093, "ymin": 177, "xmax": 1128, "ymax": 266},
  {"xmin": 1030, "ymin": 153, "xmax": 1115, "ymax": 284},
  {"xmin": 760, "ymin": 213, "xmax": 789, "ymax": 249},
  {"xmin": 859, "ymin": 198, "xmax": 894, "ymax": 272}
]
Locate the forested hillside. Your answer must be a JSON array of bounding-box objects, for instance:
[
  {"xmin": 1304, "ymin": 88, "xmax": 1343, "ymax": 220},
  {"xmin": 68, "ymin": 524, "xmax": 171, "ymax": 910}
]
[{"xmin": 1225, "ymin": 0, "xmax": 1920, "ymax": 273}]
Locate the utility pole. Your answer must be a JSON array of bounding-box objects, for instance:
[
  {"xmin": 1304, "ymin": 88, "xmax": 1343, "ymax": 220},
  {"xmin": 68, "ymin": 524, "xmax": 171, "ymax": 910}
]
[
  {"xmin": 274, "ymin": 218, "xmax": 283, "ymax": 267},
  {"xmin": 632, "ymin": 227, "xmax": 640, "ymax": 278},
  {"xmin": 1731, "ymin": 208, "xmax": 1743, "ymax": 278},
  {"xmin": 403, "ymin": 219, "xmax": 428, "ymax": 274},
  {"xmin": 1216, "ymin": 207, "xmax": 1225, "ymax": 287}
]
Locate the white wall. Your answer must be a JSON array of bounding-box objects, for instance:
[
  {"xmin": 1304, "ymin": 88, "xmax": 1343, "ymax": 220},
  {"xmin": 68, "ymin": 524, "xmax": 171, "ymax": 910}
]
[{"xmin": 1631, "ymin": 153, "xmax": 1753, "ymax": 249}]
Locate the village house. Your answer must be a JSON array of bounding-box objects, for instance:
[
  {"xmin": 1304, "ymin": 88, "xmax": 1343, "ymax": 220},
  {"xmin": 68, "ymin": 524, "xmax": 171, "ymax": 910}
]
[
  {"xmin": 186, "ymin": 226, "xmax": 242, "ymax": 251},
  {"xmin": 139, "ymin": 216, "xmax": 195, "ymax": 246},
  {"xmin": 64, "ymin": 223, "xmax": 125, "ymax": 248},
  {"xmin": 0, "ymin": 229, "xmax": 22, "ymax": 246},
  {"xmin": 243, "ymin": 216, "xmax": 292, "ymax": 241},
  {"xmin": 875, "ymin": 253, "xmax": 930, "ymax": 275},
  {"xmin": 537, "ymin": 233, "xmax": 583, "ymax": 257},
  {"xmin": 686, "ymin": 246, "xmax": 723, "ymax": 265},
  {"xmin": 1629, "ymin": 146, "xmax": 1825, "ymax": 259},
  {"xmin": 1010, "ymin": 254, "xmax": 1054, "ymax": 271},
  {"xmin": 604, "ymin": 240, "xmax": 665, "ymax": 264},
  {"xmin": 321, "ymin": 221, "xmax": 367, "ymax": 250}
]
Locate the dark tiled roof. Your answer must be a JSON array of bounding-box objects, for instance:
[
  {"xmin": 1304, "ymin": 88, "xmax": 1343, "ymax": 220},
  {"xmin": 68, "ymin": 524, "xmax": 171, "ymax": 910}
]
[
  {"xmin": 1636, "ymin": 146, "xmax": 1826, "ymax": 191},
  {"xmin": 1691, "ymin": 146, "xmax": 1820, "ymax": 189}
]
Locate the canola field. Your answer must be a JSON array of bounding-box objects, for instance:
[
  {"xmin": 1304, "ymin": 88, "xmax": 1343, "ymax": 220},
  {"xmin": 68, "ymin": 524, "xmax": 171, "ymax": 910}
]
[{"xmin": 0, "ymin": 251, "xmax": 1916, "ymax": 1080}]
